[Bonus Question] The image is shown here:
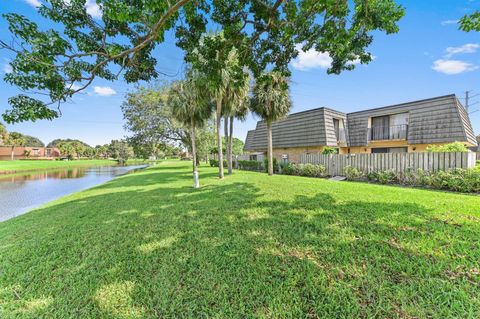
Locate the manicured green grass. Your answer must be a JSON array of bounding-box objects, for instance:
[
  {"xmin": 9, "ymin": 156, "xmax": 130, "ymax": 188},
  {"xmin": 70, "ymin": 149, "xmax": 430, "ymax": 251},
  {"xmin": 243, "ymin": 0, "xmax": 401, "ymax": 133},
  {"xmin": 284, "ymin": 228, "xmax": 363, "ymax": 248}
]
[
  {"xmin": 1, "ymin": 161, "xmax": 479, "ymax": 318},
  {"xmin": 0, "ymin": 159, "xmax": 149, "ymax": 174}
]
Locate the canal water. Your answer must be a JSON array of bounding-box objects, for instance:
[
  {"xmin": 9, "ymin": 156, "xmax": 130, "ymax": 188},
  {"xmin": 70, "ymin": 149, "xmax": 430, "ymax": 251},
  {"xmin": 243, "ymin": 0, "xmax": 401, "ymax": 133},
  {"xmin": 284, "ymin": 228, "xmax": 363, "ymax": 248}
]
[{"xmin": 0, "ymin": 165, "xmax": 147, "ymax": 222}]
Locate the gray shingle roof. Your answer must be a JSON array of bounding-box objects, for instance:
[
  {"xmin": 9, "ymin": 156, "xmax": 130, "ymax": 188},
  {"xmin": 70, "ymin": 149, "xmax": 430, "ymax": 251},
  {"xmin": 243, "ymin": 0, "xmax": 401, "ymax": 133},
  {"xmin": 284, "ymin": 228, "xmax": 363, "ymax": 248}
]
[
  {"xmin": 244, "ymin": 107, "xmax": 347, "ymax": 151},
  {"xmin": 244, "ymin": 130, "xmax": 256, "ymax": 151}
]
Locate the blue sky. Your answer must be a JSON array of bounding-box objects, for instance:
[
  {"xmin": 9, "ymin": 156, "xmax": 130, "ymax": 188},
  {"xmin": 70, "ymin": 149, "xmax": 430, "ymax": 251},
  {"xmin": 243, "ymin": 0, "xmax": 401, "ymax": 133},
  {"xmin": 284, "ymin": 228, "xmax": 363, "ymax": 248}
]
[{"xmin": 0, "ymin": 0, "xmax": 479, "ymax": 146}]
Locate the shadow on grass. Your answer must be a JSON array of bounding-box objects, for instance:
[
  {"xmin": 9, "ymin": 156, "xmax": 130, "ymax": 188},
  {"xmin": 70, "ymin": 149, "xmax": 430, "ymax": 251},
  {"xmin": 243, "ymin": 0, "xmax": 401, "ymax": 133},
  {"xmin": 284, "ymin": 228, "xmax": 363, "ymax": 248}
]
[{"xmin": 0, "ymin": 164, "xmax": 478, "ymax": 318}]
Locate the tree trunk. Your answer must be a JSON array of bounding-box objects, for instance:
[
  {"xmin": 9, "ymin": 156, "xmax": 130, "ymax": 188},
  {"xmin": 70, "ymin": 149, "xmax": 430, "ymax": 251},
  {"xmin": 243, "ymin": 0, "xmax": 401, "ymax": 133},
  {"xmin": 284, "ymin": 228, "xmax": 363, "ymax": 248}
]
[
  {"xmin": 267, "ymin": 120, "xmax": 273, "ymax": 176},
  {"xmin": 191, "ymin": 121, "xmax": 200, "ymax": 188},
  {"xmin": 224, "ymin": 115, "xmax": 232, "ymax": 175},
  {"xmin": 11, "ymin": 146, "xmax": 14, "ymax": 160},
  {"xmin": 216, "ymin": 98, "xmax": 224, "ymax": 179},
  {"xmin": 228, "ymin": 115, "xmax": 234, "ymax": 174}
]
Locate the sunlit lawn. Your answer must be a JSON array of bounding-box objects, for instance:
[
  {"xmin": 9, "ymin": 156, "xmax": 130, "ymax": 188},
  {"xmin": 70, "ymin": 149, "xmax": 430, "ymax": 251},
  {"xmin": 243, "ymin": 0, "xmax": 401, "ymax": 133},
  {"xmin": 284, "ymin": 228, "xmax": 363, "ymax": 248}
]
[{"xmin": 0, "ymin": 160, "xmax": 479, "ymax": 318}]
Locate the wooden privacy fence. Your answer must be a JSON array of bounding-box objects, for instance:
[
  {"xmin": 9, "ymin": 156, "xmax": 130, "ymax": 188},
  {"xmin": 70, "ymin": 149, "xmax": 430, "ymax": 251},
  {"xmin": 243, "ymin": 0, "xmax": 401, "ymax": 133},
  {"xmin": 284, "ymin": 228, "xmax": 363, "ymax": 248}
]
[{"xmin": 300, "ymin": 152, "xmax": 477, "ymax": 176}]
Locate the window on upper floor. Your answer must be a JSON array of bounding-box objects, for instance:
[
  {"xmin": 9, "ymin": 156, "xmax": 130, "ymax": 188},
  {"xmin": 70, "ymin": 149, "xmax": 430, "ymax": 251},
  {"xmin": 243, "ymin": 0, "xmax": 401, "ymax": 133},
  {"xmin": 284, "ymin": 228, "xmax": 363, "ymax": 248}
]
[
  {"xmin": 333, "ymin": 118, "xmax": 346, "ymax": 142},
  {"xmin": 370, "ymin": 113, "xmax": 409, "ymax": 140}
]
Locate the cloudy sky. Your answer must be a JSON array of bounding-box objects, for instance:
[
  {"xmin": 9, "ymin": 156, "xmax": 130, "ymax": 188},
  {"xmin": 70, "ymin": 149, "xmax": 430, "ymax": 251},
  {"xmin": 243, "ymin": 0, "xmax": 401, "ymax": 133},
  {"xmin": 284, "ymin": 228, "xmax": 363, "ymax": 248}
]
[{"xmin": 0, "ymin": 0, "xmax": 479, "ymax": 146}]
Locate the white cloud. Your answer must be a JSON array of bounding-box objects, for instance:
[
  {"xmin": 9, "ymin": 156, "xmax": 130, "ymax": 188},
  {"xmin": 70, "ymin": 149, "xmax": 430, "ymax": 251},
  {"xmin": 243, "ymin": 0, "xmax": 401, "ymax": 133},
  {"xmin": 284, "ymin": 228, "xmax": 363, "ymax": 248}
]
[
  {"xmin": 441, "ymin": 20, "xmax": 458, "ymax": 26},
  {"xmin": 292, "ymin": 45, "xmax": 371, "ymax": 71},
  {"xmin": 432, "ymin": 59, "xmax": 478, "ymax": 75},
  {"xmin": 24, "ymin": 0, "xmax": 41, "ymax": 8},
  {"xmin": 85, "ymin": 0, "xmax": 102, "ymax": 19},
  {"xmin": 292, "ymin": 46, "xmax": 332, "ymax": 71},
  {"xmin": 445, "ymin": 43, "xmax": 480, "ymax": 57},
  {"xmin": 25, "ymin": 0, "xmax": 100, "ymax": 19},
  {"xmin": 2, "ymin": 61, "xmax": 12, "ymax": 74},
  {"xmin": 65, "ymin": 83, "xmax": 83, "ymax": 91},
  {"xmin": 93, "ymin": 86, "xmax": 117, "ymax": 96},
  {"xmin": 3, "ymin": 64, "xmax": 13, "ymax": 74}
]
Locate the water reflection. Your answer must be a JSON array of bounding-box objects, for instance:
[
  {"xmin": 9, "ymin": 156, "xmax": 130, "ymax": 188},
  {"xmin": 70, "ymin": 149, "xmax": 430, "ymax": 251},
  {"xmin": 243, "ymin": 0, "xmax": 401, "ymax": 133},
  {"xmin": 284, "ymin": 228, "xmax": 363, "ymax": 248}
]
[
  {"xmin": 0, "ymin": 164, "xmax": 147, "ymax": 222},
  {"xmin": 0, "ymin": 168, "xmax": 88, "ymax": 183}
]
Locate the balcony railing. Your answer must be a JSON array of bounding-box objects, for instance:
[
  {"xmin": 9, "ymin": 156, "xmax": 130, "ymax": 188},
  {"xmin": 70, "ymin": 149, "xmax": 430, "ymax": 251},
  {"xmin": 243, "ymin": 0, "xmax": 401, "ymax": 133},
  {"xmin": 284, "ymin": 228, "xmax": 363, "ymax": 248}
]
[{"xmin": 368, "ymin": 124, "xmax": 408, "ymax": 141}]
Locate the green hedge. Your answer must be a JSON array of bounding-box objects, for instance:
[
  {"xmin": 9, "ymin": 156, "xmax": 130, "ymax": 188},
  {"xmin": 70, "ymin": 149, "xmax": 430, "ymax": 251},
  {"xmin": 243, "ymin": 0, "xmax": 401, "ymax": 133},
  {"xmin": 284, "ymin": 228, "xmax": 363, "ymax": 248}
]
[
  {"xmin": 281, "ymin": 163, "xmax": 326, "ymax": 178},
  {"xmin": 263, "ymin": 158, "xmax": 280, "ymax": 173},
  {"xmin": 343, "ymin": 165, "xmax": 480, "ymax": 193},
  {"xmin": 237, "ymin": 160, "xmax": 264, "ymax": 171},
  {"xmin": 209, "ymin": 159, "xmax": 227, "ymax": 167}
]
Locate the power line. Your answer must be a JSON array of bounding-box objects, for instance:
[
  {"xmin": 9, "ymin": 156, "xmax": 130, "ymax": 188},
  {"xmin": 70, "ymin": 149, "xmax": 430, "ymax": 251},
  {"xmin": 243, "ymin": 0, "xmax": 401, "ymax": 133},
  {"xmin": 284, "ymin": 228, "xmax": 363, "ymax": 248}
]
[
  {"xmin": 462, "ymin": 90, "xmax": 480, "ymax": 112},
  {"xmin": 59, "ymin": 119, "xmax": 124, "ymax": 124}
]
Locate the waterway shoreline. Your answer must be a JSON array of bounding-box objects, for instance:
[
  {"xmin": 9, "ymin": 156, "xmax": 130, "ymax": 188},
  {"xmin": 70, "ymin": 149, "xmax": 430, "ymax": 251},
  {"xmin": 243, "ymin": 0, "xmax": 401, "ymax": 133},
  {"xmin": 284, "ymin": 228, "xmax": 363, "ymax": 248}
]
[
  {"xmin": 0, "ymin": 164, "xmax": 149, "ymax": 222},
  {"xmin": 0, "ymin": 159, "xmax": 152, "ymax": 175}
]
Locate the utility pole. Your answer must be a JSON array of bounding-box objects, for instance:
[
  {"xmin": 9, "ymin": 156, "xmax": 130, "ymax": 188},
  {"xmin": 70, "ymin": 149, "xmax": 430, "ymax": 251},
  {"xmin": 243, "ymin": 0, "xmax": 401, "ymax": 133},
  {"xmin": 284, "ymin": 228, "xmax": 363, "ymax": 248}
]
[{"xmin": 465, "ymin": 90, "xmax": 470, "ymax": 112}]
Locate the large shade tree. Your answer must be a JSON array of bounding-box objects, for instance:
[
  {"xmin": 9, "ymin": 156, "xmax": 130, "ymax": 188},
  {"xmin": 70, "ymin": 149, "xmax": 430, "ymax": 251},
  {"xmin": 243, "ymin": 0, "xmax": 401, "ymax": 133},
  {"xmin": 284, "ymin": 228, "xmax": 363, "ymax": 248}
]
[
  {"xmin": 108, "ymin": 140, "xmax": 134, "ymax": 164},
  {"xmin": 121, "ymin": 84, "xmax": 179, "ymax": 159},
  {"xmin": 459, "ymin": 12, "xmax": 480, "ymax": 32},
  {"xmin": 121, "ymin": 83, "xmax": 214, "ymax": 159},
  {"xmin": 0, "ymin": 122, "xmax": 7, "ymax": 145},
  {"xmin": 250, "ymin": 71, "xmax": 292, "ymax": 176},
  {"xmin": 22, "ymin": 135, "xmax": 45, "ymax": 147},
  {"xmin": 1, "ymin": 0, "xmax": 404, "ymax": 126},
  {"xmin": 168, "ymin": 72, "xmax": 212, "ymax": 188}
]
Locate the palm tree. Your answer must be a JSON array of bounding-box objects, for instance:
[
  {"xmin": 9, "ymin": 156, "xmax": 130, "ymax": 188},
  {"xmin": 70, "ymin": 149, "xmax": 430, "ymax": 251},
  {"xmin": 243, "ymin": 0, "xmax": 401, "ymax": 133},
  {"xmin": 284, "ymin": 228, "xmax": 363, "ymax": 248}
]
[
  {"xmin": 168, "ymin": 71, "xmax": 212, "ymax": 188},
  {"xmin": 223, "ymin": 71, "xmax": 251, "ymax": 174},
  {"xmin": 5, "ymin": 132, "xmax": 26, "ymax": 160},
  {"xmin": 250, "ymin": 71, "xmax": 292, "ymax": 176},
  {"xmin": 190, "ymin": 32, "xmax": 243, "ymax": 179}
]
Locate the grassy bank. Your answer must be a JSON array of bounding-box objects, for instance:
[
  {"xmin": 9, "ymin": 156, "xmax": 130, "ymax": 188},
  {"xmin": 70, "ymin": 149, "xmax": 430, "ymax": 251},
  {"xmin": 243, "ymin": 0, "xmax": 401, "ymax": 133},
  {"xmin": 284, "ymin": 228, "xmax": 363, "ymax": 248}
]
[
  {"xmin": 0, "ymin": 159, "xmax": 149, "ymax": 174},
  {"xmin": 1, "ymin": 161, "xmax": 479, "ymax": 318}
]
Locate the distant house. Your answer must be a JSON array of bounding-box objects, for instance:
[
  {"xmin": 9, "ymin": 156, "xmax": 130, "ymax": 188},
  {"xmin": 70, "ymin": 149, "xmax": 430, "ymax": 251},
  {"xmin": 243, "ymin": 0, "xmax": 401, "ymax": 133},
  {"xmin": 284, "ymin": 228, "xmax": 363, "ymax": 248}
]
[
  {"xmin": 244, "ymin": 94, "xmax": 478, "ymax": 163},
  {"xmin": 0, "ymin": 146, "xmax": 61, "ymax": 160}
]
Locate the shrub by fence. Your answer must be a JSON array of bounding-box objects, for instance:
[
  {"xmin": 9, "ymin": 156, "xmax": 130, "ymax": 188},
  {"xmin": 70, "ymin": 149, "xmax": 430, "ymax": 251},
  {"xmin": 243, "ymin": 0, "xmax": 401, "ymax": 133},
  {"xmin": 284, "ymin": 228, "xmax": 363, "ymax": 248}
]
[
  {"xmin": 344, "ymin": 166, "xmax": 480, "ymax": 193},
  {"xmin": 237, "ymin": 160, "xmax": 264, "ymax": 171},
  {"xmin": 233, "ymin": 154, "xmax": 479, "ymax": 193},
  {"xmin": 281, "ymin": 163, "xmax": 326, "ymax": 178},
  {"xmin": 300, "ymin": 152, "xmax": 476, "ymax": 176}
]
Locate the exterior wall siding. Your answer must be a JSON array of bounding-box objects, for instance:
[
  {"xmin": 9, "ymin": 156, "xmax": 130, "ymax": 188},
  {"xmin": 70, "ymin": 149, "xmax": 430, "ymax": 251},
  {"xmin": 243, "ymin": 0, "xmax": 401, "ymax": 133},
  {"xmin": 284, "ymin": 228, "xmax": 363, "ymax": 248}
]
[
  {"xmin": 0, "ymin": 146, "xmax": 61, "ymax": 160},
  {"xmin": 272, "ymin": 146, "xmax": 325, "ymax": 164}
]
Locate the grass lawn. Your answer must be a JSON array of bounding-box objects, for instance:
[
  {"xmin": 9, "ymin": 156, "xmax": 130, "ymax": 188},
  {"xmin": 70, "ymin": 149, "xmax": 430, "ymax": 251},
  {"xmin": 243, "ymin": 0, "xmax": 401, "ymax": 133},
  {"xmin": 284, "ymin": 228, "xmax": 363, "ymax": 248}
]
[
  {"xmin": 0, "ymin": 159, "xmax": 149, "ymax": 174},
  {"xmin": 0, "ymin": 161, "xmax": 479, "ymax": 318}
]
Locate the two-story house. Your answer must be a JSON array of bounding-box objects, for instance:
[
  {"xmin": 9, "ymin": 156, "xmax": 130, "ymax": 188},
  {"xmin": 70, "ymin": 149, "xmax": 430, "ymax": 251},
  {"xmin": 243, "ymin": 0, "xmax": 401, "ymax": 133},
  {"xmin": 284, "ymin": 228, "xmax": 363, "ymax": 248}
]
[{"xmin": 244, "ymin": 94, "xmax": 478, "ymax": 163}]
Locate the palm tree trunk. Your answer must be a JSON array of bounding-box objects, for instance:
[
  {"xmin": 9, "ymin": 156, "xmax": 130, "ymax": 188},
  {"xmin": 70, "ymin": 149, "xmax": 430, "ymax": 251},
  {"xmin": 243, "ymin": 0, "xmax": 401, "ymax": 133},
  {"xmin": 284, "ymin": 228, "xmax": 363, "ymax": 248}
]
[
  {"xmin": 228, "ymin": 115, "xmax": 234, "ymax": 174},
  {"xmin": 191, "ymin": 121, "xmax": 199, "ymax": 188},
  {"xmin": 216, "ymin": 98, "xmax": 224, "ymax": 179},
  {"xmin": 267, "ymin": 120, "xmax": 273, "ymax": 176},
  {"xmin": 11, "ymin": 146, "xmax": 14, "ymax": 160},
  {"xmin": 224, "ymin": 115, "xmax": 231, "ymax": 175}
]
